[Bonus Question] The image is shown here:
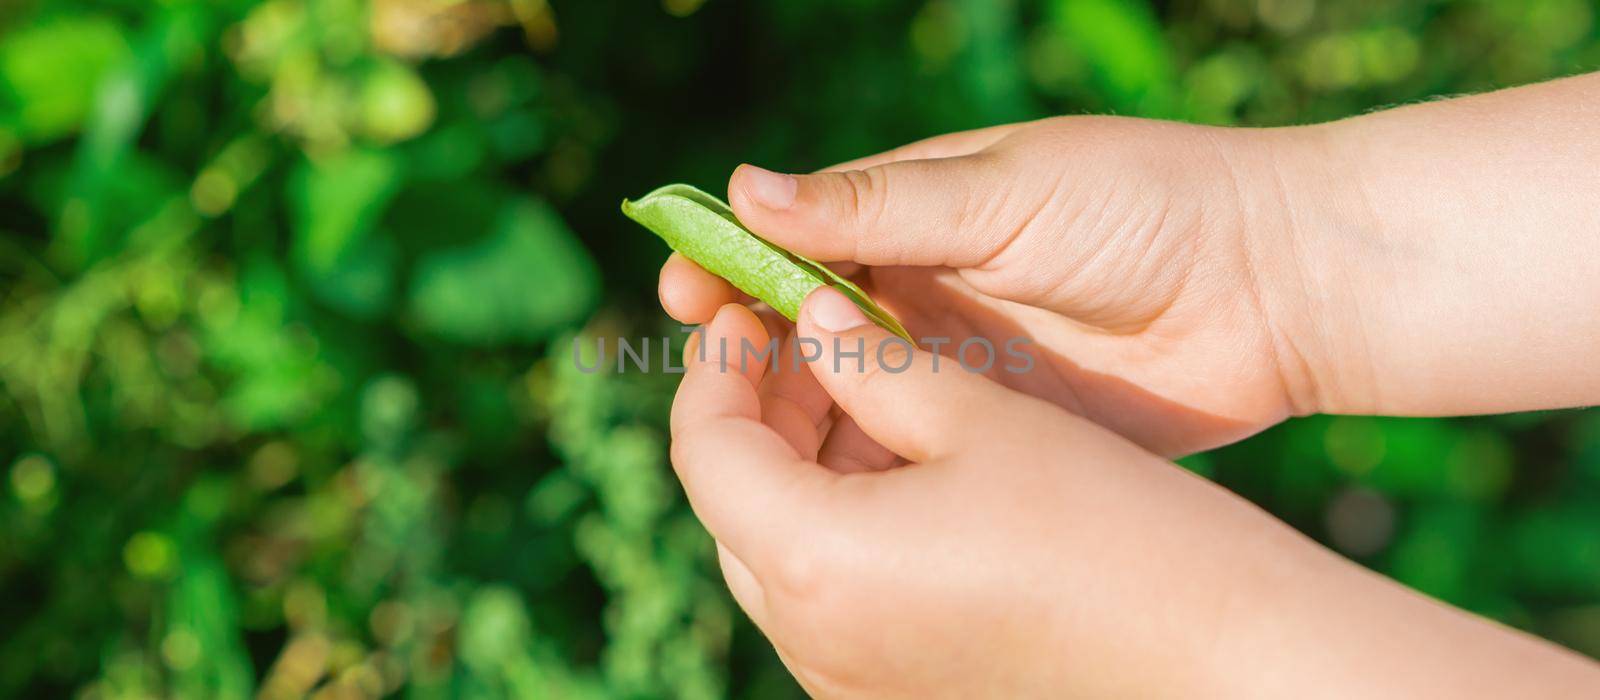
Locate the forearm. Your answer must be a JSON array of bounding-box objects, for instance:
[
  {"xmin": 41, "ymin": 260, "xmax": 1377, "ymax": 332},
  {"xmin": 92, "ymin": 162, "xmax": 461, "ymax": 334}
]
[
  {"xmin": 1219, "ymin": 541, "xmax": 1600, "ymax": 698},
  {"xmin": 1070, "ymin": 461, "xmax": 1600, "ymax": 698},
  {"xmin": 1254, "ymin": 73, "xmax": 1600, "ymax": 416},
  {"xmin": 1173, "ymin": 487, "xmax": 1600, "ymax": 698}
]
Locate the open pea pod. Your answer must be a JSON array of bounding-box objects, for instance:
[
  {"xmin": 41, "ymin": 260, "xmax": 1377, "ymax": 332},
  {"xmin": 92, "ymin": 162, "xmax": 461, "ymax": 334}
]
[{"xmin": 621, "ymin": 183, "xmax": 915, "ymax": 342}]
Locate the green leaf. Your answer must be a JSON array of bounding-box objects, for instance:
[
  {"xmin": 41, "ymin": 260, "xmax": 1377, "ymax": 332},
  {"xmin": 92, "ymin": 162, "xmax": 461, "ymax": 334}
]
[
  {"xmin": 168, "ymin": 516, "xmax": 253, "ymax": 700},
  {"xmin": 409, "ymin": 198, "xmax": 598, "ymax": 344},
  {"xmin": 55, "ymin": 6, "xmax": 204, "ymax": 266},
  {"xmin": 0, "ymin": 15, "xmax": 130, "ymax": 143},
  {"xmin": 1046, "ymin": 0, "xmax": 1179, "ymax": 117},
  {"xmin": 620, "ymin": 184, "xmax": 913, "ymax": 342},
  {"xmin": 289, "ymin": 149, "xmax": 402, "ymax": 318},
  {"xmin": 954, "ymin": 0, "xmax": 1037, "ymax": 123}
]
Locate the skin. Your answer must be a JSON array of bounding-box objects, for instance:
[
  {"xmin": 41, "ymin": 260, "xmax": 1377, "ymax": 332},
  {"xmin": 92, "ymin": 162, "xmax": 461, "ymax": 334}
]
[{"xmin": 661, "ymin": 73, "xmax": 1600, "ymax": 696}]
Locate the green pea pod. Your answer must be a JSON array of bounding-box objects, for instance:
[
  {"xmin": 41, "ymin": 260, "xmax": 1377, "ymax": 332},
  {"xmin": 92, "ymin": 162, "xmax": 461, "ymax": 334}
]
[{"xmin": 621, "ymin": 183, "xmax": 915, "ymax": 343}]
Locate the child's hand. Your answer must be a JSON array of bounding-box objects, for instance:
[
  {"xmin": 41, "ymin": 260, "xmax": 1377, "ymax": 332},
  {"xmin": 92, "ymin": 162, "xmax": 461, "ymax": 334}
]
[
  {"xmin": 670, "ymin": 288, "xmax": 1600, "ymax": 698},
  {"xmin": 662, "ymin": 116, "xmax": 1307, "ymax": 457},
  {"xmin": 666, "ymin": 74, "xmax": 1600, "ymax": 450}
]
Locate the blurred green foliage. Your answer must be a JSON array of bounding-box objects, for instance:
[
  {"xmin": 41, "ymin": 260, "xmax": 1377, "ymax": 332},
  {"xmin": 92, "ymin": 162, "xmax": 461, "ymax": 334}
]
[{"xmin": 1, "ymin": 0, "xmax": 1597, "ymax": 697}]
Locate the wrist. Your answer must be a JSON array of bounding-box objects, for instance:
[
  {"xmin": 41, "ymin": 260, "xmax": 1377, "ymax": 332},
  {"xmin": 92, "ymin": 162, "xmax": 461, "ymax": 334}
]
[{"xmin": 1224, "ymin": 123, "xmax": 1384, "ymax": 416}]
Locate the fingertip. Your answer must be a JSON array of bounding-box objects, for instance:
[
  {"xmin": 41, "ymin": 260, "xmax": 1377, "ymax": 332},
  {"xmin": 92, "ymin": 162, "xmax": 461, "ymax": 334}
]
[
  {"xmin": 795, "ymin": 287, "xmax": 1010, "ymax": 462},
  {"xmin": 660, "ymin": 253, "xmax": 740, "ymax": 323},
  {"xmin": 800, "ymin": 286, "xmax": 872, "ymax": 334},
  {"xmin": 694, "ymin": 302, "xmax": 773, "ymax": 385},
  {"xmin": 750, "ymin": 155, "xmax": 998, "ymax": 268},
  {"xmin": 672, "ymin": 303, "xmax": 774, "ymax": 437},
  {"xmin": 678, "ymin": 298, "xmax": 773, "ymax": 370},
  {"xmin": 726, "ymin": 166, "xmax": 762, "ymax": 228},
  {"xmin": 729, "ymin": 163, "xmax": 797, "ymax": 213},
  {"xmin": 709, "ymin": 300, "xmax": 763, "ymax": 333},
  {"xmin": 729, "ymin": 166, "xmax": 846, "ymax": 261}
]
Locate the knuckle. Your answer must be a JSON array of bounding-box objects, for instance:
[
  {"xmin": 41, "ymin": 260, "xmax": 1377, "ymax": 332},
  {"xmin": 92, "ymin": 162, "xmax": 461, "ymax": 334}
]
[
  {"xmin": 850, "ymin": 337, "xmax": 913, "ymax": 394},
  {"xmin": 667, "ymin": 427, "xmax": 699, "ymax": 473},
  {"xmin": 841, "ymin": 168, "xmax": 888, "ymax": 232},
  {"xmin": 770, "ymin": 542, "xmax": 827, "ymax": 600},
  {"xmin": 875, "ymin": 337, "xmax": 915, "ymax": 372},
  {"xmin": 948, "ymin": 155, "xmax": 993, "ymax": 233},
  {"xmin": 667, "ymin": 400, "xmax": 692, "ymax": 439},
  {"xmin": 667, "ymin": 418, "xmax": 722, "ymax": 473}
]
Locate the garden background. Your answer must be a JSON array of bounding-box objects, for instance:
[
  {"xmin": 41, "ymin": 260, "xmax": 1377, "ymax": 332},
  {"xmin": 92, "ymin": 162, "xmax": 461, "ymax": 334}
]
[{"xmin": 2, "ymin": 0, "xmax": 1599, "ymax": 697}]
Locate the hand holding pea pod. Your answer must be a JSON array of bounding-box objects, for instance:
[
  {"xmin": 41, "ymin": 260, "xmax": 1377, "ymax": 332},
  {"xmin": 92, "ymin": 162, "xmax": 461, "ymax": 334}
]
[{"xmin": 650, "ymin": 89, "xmax": 1600, "ymax": 696}]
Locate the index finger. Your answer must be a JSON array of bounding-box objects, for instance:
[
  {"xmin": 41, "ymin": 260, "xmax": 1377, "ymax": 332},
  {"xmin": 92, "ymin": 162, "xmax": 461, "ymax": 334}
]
[
  {"xmin": 669, "ymin": 304, "xmax": 839, "ymax": 574},
  {"xmin": 660, "ymin": 252, "xmax": 744, "ymax": 324}
]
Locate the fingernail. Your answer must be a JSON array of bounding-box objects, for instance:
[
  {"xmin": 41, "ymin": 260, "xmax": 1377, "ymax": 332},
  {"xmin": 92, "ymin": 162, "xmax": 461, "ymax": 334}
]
[
  {"xmin": 807, "ymin": 287, "xmax": 869, "ymax": 333},
  {"xmin": 739, "ymin": 164, "xmax": 797, "ymax": 210}
]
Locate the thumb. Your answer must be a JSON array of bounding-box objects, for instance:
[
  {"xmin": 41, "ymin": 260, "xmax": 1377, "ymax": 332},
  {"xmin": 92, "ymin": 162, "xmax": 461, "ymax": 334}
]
[
  {"xmin": 728, "ymin": 158, "xmax": 1018, "ymax": 268},
  {"xmin": 796, "ymin": 286, "xmax": 1052, "ymax": 463}
]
